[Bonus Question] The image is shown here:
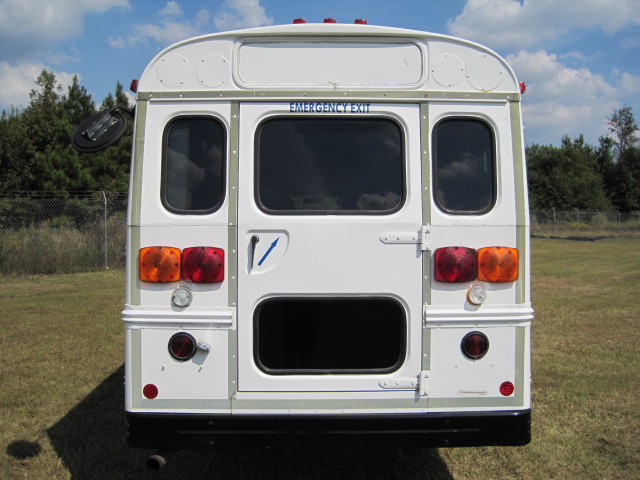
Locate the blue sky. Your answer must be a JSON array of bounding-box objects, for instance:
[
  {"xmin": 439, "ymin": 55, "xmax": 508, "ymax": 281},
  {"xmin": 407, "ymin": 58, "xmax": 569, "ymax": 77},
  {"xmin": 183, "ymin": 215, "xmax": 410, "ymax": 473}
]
[{"xmin": 0, "ymin": 0, "xmax": 639, "ymax": 146}]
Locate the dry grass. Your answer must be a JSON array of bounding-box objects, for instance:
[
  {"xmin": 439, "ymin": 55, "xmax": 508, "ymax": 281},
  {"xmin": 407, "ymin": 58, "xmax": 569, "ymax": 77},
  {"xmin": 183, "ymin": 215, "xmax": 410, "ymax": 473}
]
[{"xmin": 1, "ymin": 237, "xmax": 639, "ymax": 479}]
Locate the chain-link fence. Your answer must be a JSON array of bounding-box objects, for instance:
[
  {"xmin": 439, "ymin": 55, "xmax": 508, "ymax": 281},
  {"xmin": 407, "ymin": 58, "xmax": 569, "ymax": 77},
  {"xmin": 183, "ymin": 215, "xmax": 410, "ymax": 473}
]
[
  {"xmin": 531, "ymin": 209, "xmax": 640, "ymax": 237},
  {"xmin": 2, "ymin": 196, "xmax": 639, "ymax": 275},
  {"xmin": 0, "ymin": 193, "xmax": 127, "ymax": 275}
]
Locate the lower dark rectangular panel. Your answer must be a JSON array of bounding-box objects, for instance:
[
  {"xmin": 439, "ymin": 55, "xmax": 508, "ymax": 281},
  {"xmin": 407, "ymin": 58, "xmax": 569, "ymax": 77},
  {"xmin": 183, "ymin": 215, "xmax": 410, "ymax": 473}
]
[{"xmin": 126, "ymin": 410, "xmax": 531, "ymax": 449}]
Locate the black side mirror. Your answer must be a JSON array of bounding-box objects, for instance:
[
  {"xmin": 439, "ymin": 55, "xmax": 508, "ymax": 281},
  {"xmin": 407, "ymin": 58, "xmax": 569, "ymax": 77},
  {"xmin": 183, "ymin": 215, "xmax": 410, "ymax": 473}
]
[{"xmin": 72, "ymin": 105, "xmax": 133, "ymax": 153}]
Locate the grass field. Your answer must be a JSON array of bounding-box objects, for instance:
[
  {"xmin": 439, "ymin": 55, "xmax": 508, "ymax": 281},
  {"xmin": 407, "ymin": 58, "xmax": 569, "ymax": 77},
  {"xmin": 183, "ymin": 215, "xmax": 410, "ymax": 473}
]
[{"xmin": 1, "ymin": 237, "xmax": 639, "ymax": 479}]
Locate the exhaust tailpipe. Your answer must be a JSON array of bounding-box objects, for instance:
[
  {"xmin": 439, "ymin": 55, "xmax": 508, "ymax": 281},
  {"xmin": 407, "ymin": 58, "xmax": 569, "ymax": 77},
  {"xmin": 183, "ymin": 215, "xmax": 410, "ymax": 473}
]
[{"xmin": 146, "ymin": 451, "xmax": 175, "ymax": 471}]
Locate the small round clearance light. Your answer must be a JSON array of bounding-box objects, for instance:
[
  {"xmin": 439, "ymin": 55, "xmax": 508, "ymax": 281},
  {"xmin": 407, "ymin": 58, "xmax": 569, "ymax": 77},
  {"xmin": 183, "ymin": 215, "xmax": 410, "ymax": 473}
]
[
  {"xmin": 171, "ymin": 286, "xmax": 192, "ymax": 308},
  {"xmin": 168, "ymin": 332, "xmax": 197, "ymax": 361},
  {"xmin": 143, "ymin": 384, "xmax": 158, "ymax": 399},
  {"xmin": 461, "ymin": 332, "xmax": 489, "ymax": 360},
  {"xmin": 467, "ymin": 285, "xmax": 487, "ymax": 306},
  {"xmin": 500, "ymin": 381, "xmax": 515, "ymax": 397}
]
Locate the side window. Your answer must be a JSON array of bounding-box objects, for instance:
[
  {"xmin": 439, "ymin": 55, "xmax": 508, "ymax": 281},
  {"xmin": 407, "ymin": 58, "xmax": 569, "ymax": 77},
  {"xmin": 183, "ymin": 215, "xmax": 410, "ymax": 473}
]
[
  {"xmin": 256, "ymin": 118, "xmax": 404, "ymax": 214},
  {"xmin": 162, "ymin": 117, "xmax": 226, "ymax": 214},
  {"xmin": 432, "ymin": 118, "xmax": 496, "ymax": 214}
]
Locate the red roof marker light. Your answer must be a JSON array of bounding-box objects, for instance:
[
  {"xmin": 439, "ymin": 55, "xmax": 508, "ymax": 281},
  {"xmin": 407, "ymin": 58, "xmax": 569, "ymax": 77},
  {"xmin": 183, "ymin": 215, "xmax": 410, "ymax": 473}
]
[{"xmin": 519, "ymin": 81, "xmax": 526, "ymax": 94}]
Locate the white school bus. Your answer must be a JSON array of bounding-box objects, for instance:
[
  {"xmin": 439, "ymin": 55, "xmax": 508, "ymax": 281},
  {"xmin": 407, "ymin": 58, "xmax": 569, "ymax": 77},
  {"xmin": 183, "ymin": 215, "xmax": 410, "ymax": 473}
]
[{"xmin": 84, "ymin": 20, "xmax": 533, "ymax": 449}]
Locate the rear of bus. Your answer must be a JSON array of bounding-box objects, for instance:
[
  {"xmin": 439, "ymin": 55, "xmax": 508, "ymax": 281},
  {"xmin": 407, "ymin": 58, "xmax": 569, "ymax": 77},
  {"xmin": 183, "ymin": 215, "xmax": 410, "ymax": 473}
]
[{"xmin": 123, "ymin": 22, "xmax": 532, "ymax": 448}]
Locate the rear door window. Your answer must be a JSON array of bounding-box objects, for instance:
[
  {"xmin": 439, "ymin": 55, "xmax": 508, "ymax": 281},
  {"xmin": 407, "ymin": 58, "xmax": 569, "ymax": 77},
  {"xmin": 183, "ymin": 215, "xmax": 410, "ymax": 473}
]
[
  {"xmin": 162, "ymin": 117, "xmax": 226, "ymax": 214},
  {"xmin": 432, "ymin": 118, "xmax": 496, "ymax": 214},
  {"xmin": 256, "ymin": 118, "xmax": 404, "ymax": 214}
]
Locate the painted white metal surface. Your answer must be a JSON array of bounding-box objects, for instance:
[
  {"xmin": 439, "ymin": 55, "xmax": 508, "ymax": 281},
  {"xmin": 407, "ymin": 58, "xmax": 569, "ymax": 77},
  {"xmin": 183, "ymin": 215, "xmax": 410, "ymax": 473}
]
[
  {"xmin": 124, "ymin": 24, "xmax": 530, "ymax": 417},
  {"xmin": 236, "ymin": 40, "xmax": 425, "ymax": 88},
  {"xmin": 236, "ymin": 102, "xmax": 423, "ymax": 393},
  {"xmin": 136, "ymin": 24, "xmax": 520, "ymax": 94}
]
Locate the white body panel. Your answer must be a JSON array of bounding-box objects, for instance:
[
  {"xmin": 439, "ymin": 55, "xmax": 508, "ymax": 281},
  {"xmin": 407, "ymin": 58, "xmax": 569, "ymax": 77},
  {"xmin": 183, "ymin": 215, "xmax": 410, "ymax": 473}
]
[{"xmin": 123, "ymin": 23, "xmax": 531, "ymax": 429}]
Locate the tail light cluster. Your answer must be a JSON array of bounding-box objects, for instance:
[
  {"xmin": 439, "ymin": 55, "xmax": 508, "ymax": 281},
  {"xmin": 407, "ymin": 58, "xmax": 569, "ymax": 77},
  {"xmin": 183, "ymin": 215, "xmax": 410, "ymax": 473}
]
[
  {"xmin": 139, "ymin": 246, "xmax": 224, "ymax": 283},
  {"xmin": 434, "ymin": 246, "xmax": 519, "ymax": 283}
]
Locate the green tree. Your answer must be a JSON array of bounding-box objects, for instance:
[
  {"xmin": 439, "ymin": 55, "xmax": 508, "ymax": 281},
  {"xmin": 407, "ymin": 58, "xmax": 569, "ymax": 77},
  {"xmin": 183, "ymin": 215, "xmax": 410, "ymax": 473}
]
[
  {"xmin": 42, "ymin": 75, "xmax": 99, "ymax": 193},
  {"xmin": 0, "ymin": 107, "xmax": 29, "ymax": 192},
  {"xmin": 527, "ymin": 135, "xmax": 611, "ymax": 211},
  {"xmin": 603, "ymin": 106, "xmax": 640, "ymax": 210},
  {"xmin": 19, "ymin": 69, "xmax": 62, "ymax": 191},
  {"xmin": 607, "ymin": 106, "xmax": 638, "ymax": 160}
]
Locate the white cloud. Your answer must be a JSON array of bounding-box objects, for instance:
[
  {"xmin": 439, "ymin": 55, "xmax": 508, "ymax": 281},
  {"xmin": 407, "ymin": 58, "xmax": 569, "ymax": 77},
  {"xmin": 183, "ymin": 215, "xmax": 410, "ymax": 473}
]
[
  {"xmin": 448, "ymin": 0, "xmax": 640, "ymax": 50},
  {"xmin": 619, "ymin": 72, "xmax": 640, "ymax": 95},
  {"xmin": 0, "ymin": 61, "xmax": 76, "ymax": 112},
  {"xmin": 159, "ymin": 1, "xmax": 183, "ymax": 18},
  {"xmin": 111, "ymin": 3, "xmax": 213, "ymax": 49},
  {"xmin": 111, "ymin": 0, "xmax": 273, "ymax": 50},
  {"xmin": 506, "ymin": 50, "xmax": 625, "ymax": 144},
  {"xmin": 213, "ymin": 0, "xmax": 274, "ymax": 31},
  {"xmin": 0, "ymin": 0, "xmax": 130, "ymax": 63}
]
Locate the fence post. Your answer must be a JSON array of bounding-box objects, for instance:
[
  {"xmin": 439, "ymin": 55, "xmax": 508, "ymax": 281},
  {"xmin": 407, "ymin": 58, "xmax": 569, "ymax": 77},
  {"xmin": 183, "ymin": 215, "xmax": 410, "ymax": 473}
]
[
  {"xmin": 102, "ymin": 191, "xmax": 108, "ymax": 269},
  {"xmin": 552, "ymin": 208, "xmax": 556, "ymax": 233}
]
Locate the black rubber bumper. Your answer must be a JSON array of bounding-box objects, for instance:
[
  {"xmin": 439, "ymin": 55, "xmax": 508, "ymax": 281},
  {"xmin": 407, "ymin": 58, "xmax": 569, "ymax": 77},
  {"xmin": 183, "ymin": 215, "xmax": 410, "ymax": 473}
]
[{"xmin": 126, "ymin": 409, "xmax": 531, "ymax": 449}]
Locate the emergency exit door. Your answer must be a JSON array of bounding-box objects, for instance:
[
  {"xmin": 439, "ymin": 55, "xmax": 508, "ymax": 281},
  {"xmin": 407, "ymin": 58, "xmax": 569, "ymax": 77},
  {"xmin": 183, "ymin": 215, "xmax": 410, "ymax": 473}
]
[{"xmin": 236, "ymin": 102, "xmax": 424, "ymax": 393}]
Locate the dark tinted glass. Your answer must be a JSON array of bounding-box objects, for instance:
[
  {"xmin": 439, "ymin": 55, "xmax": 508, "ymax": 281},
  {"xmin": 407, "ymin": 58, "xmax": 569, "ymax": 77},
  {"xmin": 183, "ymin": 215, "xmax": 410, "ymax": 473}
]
[
  {"xmin": 257, "ymin": 118, "xmax": 404, "ymax": 213},
  {"xmin": 162, "ymin": 117, "xmax": 225, "ymax": 213},
  {"xmin": 433, "ymin": 119, "xmax": 495, "ymax": 214},
  {"xmin": 255, "ymin": 298, "xmax": 406, "ymax": 374}
]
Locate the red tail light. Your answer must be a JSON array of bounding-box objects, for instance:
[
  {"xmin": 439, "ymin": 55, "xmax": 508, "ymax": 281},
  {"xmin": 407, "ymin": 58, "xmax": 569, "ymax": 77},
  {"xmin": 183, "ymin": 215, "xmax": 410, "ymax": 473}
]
[
  {"xmin": 139, "ymin": 246, "xmax": 181, "ymax": 283},
  {"xmin": 182, "ymin": 247, "xmax": 224, "ymax": 283},
  {"xmin": 461, "ymin": 332, "xmax": 489, "ymax": 359},
  {"xmin": 168, "ymin": 332, "xmax": 197, "ymax": 361},
  {"xmin": 324, "ymin": 18, "xmax": 337, "ymax": 23},
  {"xmin": 434, "ymin": 247, "xmax": 477, "ymax": 283}
]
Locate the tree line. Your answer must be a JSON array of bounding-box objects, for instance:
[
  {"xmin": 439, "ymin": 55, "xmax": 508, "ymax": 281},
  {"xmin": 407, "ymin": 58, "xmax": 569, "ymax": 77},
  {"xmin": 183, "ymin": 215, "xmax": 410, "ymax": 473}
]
[
  {"xmin": 527, "ymin": 106, "xmax": 639, "ymax": 212},
  {"xmin": 1, "ymin": 69, "xmax": 639, "ymax": 211},
  {"xmin": 0, "ymin": 70, "xmax": 131, "ymax": 195}
]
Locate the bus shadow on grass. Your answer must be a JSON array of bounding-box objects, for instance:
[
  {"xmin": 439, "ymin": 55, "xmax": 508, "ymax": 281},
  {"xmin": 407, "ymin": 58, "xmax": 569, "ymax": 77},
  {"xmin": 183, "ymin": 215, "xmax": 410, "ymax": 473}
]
[{"xmin": 46, "ymin": 366, "xmax": 455, "ymax": 480}]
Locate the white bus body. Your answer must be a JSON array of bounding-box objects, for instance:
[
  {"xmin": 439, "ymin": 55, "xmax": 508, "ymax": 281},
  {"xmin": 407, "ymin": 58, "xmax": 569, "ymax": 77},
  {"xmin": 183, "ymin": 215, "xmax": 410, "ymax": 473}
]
[{"xmin": 122, "ymin": 22, "xmax": 532, "ymax": 448}]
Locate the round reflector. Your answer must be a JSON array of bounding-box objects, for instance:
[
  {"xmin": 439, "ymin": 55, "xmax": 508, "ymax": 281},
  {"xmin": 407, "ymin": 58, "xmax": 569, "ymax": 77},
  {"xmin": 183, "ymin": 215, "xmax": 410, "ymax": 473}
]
[
  {"xmin": 461, "ymin": 332, "xmax": 489, "ymax": 360},
  {"xmin": 143, "ymin": 384, "xmax": 158, "ymax": 399},
  {"xmin": 168, "ymin": 332, "xmax": 197, "ymax": 361},
  {"xmin": 500, "ymin": 381, "xmax": 515, "ymax": 396}
]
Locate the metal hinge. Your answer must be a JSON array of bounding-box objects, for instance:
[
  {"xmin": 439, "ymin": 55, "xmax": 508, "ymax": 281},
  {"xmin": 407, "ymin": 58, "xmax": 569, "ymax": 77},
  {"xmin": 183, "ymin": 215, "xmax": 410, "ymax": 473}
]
[
  {"xmin": 379, "ymin": 371, "xmax": 429, "ymax": 397},
  {"xmin": 380, "ymin": 225, "xmax": 430, "ymax": 251}
]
